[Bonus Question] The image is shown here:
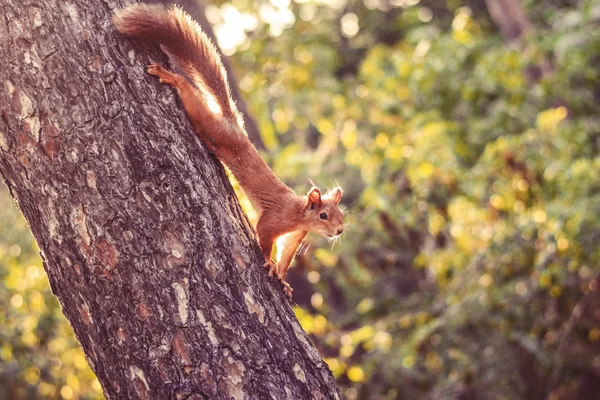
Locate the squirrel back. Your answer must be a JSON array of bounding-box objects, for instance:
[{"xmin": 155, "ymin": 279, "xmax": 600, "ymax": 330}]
[
  {"xmin": 114, "ymin": 5, "xmax": 294, "ymax": 212},
  {"xmin": 114, "ymin": 5, "xmax": 345, "ymax": 297},
  {"xmin": 114, "ymin": 5, "xmax": 239, "ymax": 124}
]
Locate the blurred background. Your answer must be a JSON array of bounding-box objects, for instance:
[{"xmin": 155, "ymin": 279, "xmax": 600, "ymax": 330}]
[{"xmin": 1, "ymin": 0, "xmax": 600, "ymax": 398}]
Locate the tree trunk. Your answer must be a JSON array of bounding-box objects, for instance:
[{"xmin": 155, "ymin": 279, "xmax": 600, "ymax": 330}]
[
  {"xmin": 0, "ymin": 1, "xmax": 340, "ymax": 399},
  {"xmin": 484, "ymin": 0, "xmax": 531, "ymax": 44},
  {"xmin": 483, "ymin": 0, "xmax": 552, "ymax": 79}
]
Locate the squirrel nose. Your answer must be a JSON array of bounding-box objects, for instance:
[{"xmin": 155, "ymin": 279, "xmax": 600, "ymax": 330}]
[{"xmin": 337, "ymin": 227, "xmax": 344, "ymax": 235}]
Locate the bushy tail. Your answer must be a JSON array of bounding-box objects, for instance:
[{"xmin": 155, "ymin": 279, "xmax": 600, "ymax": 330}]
[{"xmin": 113, "ymin": 4, "xmax": 238, "ymax": 121}]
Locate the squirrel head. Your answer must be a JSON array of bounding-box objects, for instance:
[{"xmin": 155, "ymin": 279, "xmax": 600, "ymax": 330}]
[{"xmin": 304, "ymin": 186, "xmax": 344, "ymax": 238}]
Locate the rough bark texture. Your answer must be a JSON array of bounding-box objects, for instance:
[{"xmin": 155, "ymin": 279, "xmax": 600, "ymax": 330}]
[{"xmin": 0, "ymin": 1, "xmax": 340, "ymax": 399}]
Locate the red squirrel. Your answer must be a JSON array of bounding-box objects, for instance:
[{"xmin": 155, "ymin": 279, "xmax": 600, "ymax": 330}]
[{"xmin": 114, "ymin": 4, "xmax": 344, "ymax": 298}]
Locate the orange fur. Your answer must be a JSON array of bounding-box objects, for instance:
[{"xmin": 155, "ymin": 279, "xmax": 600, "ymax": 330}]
[{"xmin": 114, "ymin": 4, "xmax": 344, "ymax": 298}]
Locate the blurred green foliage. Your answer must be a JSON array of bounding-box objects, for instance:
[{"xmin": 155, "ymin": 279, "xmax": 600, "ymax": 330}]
[
  {"xmin": 0, "ymin": 187, "xmax": 103, "ymax": 399},
  {"xmin": 2, "ymin": 0, "xmax": 600, "ymax": 398},
  {"xmin": 222, "ymin": 0, "xmax": 600, "ymax": 398}
]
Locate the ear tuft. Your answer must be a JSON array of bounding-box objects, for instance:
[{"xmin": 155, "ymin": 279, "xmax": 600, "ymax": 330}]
[
  {"xmin": 307, "ymin": 187, "xmax": 322, "ymax": 209},
  {"xmin": 330, "ymin": 187, "xmax": 343, "ymax": 204}
]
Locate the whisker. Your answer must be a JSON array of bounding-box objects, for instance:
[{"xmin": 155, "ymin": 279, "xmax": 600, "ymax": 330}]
[
  {"xmin": 296, "ymin": 242, "xmax": 306, "ymax": 256},
  {"xmin": 329, "ymin": 235, "xmax": 341, "ymax": 251},
  {"xmin": 342, "ymin": 200, "xmax": 357, "ymax": 210},
  {"xmin": 302, "ymin": 243, "xmax": 311, "ymax": 255}
]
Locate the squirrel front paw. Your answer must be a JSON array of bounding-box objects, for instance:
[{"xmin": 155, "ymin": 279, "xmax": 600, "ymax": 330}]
[
  {"xmin": 263, "ymin": 260, "xmax": 277, "ymax": 278},
  {"xmin": 281, "ymin": 280, "xmax": 293, "ymax": 299},
  {"xmin": 263, "ymin": 261, "xmax": 293, "ymax": 299}
]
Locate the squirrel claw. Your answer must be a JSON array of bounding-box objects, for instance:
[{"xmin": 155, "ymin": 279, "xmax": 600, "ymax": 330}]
[
  {"xmin": 146, "ymin": 63, "xmax": 162, "ymax": 75},
  {"xmin": 147, "ymin": 64, "xmax": 178, "ymax": 86},
  {"xmin": 281, "ymin": 281, "xmax": 293, "ymax": 299},
  {"xmin": 263, "ymin": 260, "xmax": 277, "ymax": 278}
]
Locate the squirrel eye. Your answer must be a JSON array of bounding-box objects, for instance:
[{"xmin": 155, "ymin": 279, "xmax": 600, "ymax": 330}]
[{"xmin": 319, "ymin": 212, "xmax": 328, "ymax": 220}]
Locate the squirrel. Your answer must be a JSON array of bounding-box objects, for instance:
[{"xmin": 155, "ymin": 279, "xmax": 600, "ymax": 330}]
[{"xmin": 113, "ymin": 4, "xmax": 344, "ymax": 298}]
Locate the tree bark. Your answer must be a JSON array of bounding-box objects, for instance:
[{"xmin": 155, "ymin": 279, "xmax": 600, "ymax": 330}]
[{"xmin": 0, "ymin": 1, "xmax": 340, "ymax": 399}]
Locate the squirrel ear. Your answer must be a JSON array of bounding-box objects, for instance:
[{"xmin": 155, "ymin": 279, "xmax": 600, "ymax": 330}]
[
  {"xmin": 307, "ymin": 187, "xmax": 322, "ymax": 209},
  {"xmin": 331, "ymin": 187, "xmax": 343, "ymax": 204}
]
